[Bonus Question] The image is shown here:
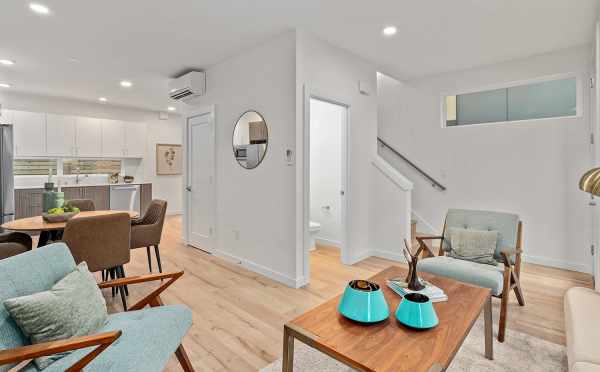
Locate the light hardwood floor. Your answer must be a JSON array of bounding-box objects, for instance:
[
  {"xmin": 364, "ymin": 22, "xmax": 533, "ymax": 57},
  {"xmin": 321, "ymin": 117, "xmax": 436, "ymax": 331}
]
[{"xmin": 100, "ymin": 216, "xmax": 592, "ymax": 372}]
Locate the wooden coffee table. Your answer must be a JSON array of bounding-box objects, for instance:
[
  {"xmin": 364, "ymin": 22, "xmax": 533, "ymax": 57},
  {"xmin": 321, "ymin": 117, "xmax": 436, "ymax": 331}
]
[{"xmin": 283, "ymin": 266, "xmax": 492, "ymax": 372}]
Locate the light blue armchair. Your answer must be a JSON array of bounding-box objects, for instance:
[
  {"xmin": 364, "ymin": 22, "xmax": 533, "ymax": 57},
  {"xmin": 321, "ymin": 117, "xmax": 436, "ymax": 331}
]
[
  {"xmin": 416, "ymin": 209, "xmax": 525, "ymax": 343},
  {"xmin": 0, "ymin": 243, "xmax": 195, "ymax": 372}
]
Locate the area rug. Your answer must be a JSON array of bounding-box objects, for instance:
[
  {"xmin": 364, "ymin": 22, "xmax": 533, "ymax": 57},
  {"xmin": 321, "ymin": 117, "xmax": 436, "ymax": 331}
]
[{"xmin": 260, "ymin": 307, "xmax": 567, "ymax": 372}]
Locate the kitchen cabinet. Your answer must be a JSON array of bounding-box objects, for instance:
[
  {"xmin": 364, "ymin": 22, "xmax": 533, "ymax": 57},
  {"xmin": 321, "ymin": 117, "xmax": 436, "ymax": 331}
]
[
  {"xmin": 46, "ymin": 114, "xmax": 77, "ymax": 157},
  {"xmin": 63, "ymin": 186, "xmax": 109, "ymax": 210},
  {"xmin": 102, "ymin": 120, "xmax": 146, "ymax": 158},
  {"xmin": 15, "ymin": 184, "xmax": 151, "ymax": 219},
  {"xmin": 15, "ymin": 188, "xmax": 45, "ymax": 218},
  {"xmin": 124, "ymin": 122, "xmax": 146, "ymax": 158},
  {"xmin": 75, "ymin": 117, "xmax": 102, "ymax": 157},
  {"xmin": 101, "ymin": 120, "xmax": 126, "ymax": 157},
  {"xmin": 13, "ymin": 110, "xmax": 46, "ymax": 157},
  {"xmin": 0, "ymin": 108, "xmax": 14, "ymax": 125}
]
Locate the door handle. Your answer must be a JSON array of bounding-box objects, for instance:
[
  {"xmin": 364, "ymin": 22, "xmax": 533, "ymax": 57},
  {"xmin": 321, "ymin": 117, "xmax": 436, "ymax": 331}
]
[{"xmin": 186, "ymin": 186, "xmax": 192, "ymax": 192}]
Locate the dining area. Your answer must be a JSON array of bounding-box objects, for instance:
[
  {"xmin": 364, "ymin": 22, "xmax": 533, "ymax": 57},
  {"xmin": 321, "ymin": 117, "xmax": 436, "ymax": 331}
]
[{"xmin": 0, "ymin": 198, "xmax": 169, "ymax": 310}]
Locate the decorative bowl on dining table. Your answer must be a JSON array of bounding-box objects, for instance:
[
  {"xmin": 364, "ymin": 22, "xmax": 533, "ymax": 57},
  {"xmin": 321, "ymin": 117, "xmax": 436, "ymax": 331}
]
[{"xmin": 42, "ymin": 211, "xmax": 79, "ymax": 223}]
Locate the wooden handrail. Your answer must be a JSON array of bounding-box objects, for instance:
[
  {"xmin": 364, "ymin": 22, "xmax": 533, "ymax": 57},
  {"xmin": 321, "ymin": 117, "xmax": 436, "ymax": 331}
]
[{"xmin": 377, "ymin": 137, "xmax": 447, "ymax": 191}]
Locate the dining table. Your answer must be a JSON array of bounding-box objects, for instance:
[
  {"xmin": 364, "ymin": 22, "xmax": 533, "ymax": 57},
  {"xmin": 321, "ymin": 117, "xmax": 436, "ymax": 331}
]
[{"xmin": 1, "ymin": 210, "xmax": 139, "ymax": 247}]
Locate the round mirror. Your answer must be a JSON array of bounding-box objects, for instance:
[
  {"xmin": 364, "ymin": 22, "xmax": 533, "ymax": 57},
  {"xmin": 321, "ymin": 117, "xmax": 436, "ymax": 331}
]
[{"xmin": 233, "ymin": 110, "xmax": 268, "ymax": 169}]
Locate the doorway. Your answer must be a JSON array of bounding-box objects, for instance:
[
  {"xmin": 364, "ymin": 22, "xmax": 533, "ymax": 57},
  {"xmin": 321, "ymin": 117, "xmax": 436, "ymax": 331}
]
[
  {"xmin": 304, "ymin": 96, "xmax": 349, "ymax": 282},
  {"xmin": 185, "ymin": 109, "xmax": 216, "ymax": 253}
]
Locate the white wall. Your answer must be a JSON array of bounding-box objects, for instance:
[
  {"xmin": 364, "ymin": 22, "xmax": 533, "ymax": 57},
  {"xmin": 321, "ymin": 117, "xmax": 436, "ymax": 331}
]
[
  {"xmin": 0, "ymin": 91, "xmax": 183, "ymax": 214},
  {"xmin": 296, "ymin": 30, "xmax": 395, "ymax": 278},
  {"xmin": 378, "ymin": 46, "xmax": 594, "ymax": 273},
  {"xmin": 309, "ymin": 98, "xmax": 343, "ymax": 246},
  {"xmin": 186, "ymin": 32, "xmax": 299, "ymax": 286}
]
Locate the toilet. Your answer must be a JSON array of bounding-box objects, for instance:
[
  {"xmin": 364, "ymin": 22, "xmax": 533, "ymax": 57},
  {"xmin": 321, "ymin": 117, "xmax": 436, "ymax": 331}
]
[{"xmin": 309, "ymin": 221, "xmax": 321, "ymax": 251}]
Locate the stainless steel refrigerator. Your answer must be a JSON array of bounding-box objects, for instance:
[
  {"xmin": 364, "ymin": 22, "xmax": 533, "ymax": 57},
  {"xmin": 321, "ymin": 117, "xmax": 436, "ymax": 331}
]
[{"xmin": 0, "ymin": 125, "xmax": 14, "ymax": 225}]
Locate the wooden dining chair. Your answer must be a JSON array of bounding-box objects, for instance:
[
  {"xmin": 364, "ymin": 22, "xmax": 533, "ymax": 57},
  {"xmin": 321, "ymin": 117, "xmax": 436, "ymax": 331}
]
[
  {"xmin": 62, "ymin": 213, "xmax": 131, "ymax": 309},
  {"xmin": 131, "ymin": 200, "xmax": 168, "ymax": 273},
  {"xmin": 0, "ymin": 232, "xmax": 32, "ymax": 260},
  {"xmin": 65, "ymin": 199, "xmax": 96, "ymax": 211}
]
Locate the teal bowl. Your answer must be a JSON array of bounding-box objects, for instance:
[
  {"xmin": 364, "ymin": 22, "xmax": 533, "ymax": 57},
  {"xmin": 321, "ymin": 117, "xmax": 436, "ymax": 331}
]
[
  {"xmin": 338, "ymin": 280, "xmax": 389, "ymax": 323},
  {"xmin": 395, "ymin": 293, "xmax": 439, "ymax": 329}
]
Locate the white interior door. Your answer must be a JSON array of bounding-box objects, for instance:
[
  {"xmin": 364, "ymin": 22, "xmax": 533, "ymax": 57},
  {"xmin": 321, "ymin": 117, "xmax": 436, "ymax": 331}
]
[{"xmin": 186, "ymin": 112, "xmax": 215, "ymax": 252}]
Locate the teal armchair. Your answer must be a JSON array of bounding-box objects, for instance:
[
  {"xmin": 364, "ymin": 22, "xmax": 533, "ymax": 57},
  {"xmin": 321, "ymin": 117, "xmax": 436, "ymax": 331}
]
[
  {"xmin": 0, "ymin": 243, "xmax": 195, "ymax": 372},
  {"xmin": 416, "ymin": 209, "xmax": 525, "ymax": 343}
]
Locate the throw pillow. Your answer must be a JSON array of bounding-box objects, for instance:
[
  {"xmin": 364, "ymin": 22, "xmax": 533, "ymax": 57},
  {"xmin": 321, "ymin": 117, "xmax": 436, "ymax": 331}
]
[
  {"xmin": 448, "ymin": 227, "xmax": 499, "ymax": 266},
  {"xmin": 4, "ymin": 262, "xmax": 108, "ymax": 369}
]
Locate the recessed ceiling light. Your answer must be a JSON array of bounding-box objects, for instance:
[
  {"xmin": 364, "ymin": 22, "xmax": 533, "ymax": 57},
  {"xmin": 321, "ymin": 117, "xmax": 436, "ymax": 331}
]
[
  {"xmin": 382, "ymin": 26, "xmax": 397, "ymax": 37},
  {"xmin": 120, "ymin": 80, "xmax": 132, "ymax": 88},
  {"xmin": 29, "ymin": 3, "xmax": 50, "ymax": 15},
  {"xmin": 167, "ymin": 106, "xmax": 176, "ymax": 111},
  {"xmin": 0, "ymin": 59, "xmax": 15, "ymax": 66},
  {"xmin": 98, "ymin": 97, "xmax": 107, "ymax": 102},
  {"xmin": 0, "ymin": 83, "xmax": 11, "ymax": 88},
  {"xmin": 68, "ymin": 57, "xmax": 80, "ymax": 63}
]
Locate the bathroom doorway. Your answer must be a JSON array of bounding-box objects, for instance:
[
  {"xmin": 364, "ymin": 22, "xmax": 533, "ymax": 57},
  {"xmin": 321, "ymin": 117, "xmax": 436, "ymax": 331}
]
[{"xmin": 305, "ymin": 96, "xmax": 349, "ymax": 282}]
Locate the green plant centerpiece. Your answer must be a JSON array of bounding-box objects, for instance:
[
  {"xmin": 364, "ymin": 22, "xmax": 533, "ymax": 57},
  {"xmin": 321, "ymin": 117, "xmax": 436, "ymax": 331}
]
[{"xmin": 43, "ymin": 202, "xmax": 81, "ymax": 222}]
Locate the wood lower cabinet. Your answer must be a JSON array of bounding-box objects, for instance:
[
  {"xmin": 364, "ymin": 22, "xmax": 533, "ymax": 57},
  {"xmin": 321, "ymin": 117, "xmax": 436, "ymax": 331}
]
[
  {"xmin": 15, "ymin": 188, "xmax": 45, "ymax": 219},
  {"xmin": 15, "ymin": 184, "xmax": 151, "ymax": 218},
  {"xmin": 63, "ymin": 186, "xmax": 109, "ymax": 210}
]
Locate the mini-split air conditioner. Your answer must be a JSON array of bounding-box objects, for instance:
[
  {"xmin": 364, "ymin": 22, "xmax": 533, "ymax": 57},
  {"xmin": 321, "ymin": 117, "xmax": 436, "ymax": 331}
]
[{"xmin": 169, "ymin": 71, "xmax": 206, "ymax": 102}]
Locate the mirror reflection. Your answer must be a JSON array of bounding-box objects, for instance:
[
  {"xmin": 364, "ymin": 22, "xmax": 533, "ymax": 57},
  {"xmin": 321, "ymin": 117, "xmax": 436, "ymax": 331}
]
[{"xmin": 233, "ymin": 111, "xmax": 268, "ymax": 169}]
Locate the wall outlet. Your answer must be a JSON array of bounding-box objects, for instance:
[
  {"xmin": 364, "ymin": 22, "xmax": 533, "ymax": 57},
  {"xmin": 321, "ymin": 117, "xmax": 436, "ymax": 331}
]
[{"xmin": 232, "ymin": 229, "xmax": 240, "ymax": 240}]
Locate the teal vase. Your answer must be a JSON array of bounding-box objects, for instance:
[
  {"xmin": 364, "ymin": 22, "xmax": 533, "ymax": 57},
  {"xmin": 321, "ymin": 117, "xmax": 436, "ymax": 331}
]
[
  {"xmin": 42, "ymin": 191, "xmax": 64, "ymax": 213},
  {"xmin": 338, "ymin": 280, "xmax": 389, "ymax": 323},
  {"xmin": 395, "ymin": 293, "xmax": 439, "ymax": 329}
]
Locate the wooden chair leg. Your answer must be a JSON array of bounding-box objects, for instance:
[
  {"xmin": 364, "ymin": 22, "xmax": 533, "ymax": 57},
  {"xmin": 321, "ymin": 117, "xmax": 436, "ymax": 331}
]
[
  {"xmin": 498, "ymin": 268, "xmax": 511, "ymax": 343},
  {"xmin": 154, "ymin": 245, "xmax": 163, "ymax": 273},
  {"xmin": 175, "ymin": 344, "xmax": 194, "ymax": 372},
  {"xmin": 512, "ymin": 271, "xmax": 525, "ymax": 306},
  {"xmin": 146, "ymin": 246, "xmax": 152, "ymax": 273}
]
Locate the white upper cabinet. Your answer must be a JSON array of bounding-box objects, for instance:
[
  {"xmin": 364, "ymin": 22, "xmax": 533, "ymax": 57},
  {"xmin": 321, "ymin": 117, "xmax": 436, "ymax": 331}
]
[
  {"xmin": 101, "ymin": 119, "xmax": 126, "ymax": 157},
  {"xmin": 46, "ymin": 114, "xmax": 76, "ymax": 157},
  {"xmin": 124, "ymin": 122, "xmax": 147, "ymax": 158},
  {"xmin": 75, "ymin": 117, "xmax": 102, "ymax": 157},
  {"xmin": 12, "ymin": 110, "xmax": 46, "ymax": 157},
  {"xmin": 3, "ymin": 109, "xmax": 145, "ymax": 159}
]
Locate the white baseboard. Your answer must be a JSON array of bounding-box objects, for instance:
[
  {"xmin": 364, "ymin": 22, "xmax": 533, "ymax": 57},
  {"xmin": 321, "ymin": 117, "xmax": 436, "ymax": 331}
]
[
  {"xmin": 370, "ymin": 250, "xmax": 407, "ymax": 263},
  {"xmin": 213, "ymin": 250, "xmax": 301, "ymax": 288},
  {"xmin": 523, "ymin": 254, "xmax": 591, "ymax": 274},
  {"xmin": 315, "ymin": 237, "xmax": 341, "ymax": 248},
  {"xmin": 347, "ymin": 250, "xmax": 373, "ymax": 265},
  {"xmin": 167, "ymin": 210, "xmax": 183, "ymax": 216}
]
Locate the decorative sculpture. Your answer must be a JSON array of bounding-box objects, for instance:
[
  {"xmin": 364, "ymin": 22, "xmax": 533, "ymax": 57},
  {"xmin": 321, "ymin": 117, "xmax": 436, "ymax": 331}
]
[{"xmin": 403, "ymin": 238, "xmax": 425, "ymax": 291}]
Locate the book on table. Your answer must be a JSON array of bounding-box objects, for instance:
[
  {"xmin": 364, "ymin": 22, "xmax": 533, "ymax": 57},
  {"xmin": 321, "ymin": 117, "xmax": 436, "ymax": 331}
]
[{"xmin": 386, "ymin": 278, "xmax": 448, "ymax": 302}]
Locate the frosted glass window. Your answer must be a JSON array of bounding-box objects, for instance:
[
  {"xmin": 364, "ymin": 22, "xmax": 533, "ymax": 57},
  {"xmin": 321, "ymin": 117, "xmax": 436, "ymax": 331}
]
[
  {"xmin": 455, "ymin": 88, "xmax": 507, "ymax": 125},
  {"xmin": 445, "ymin": 77, "xmax": 577, "ymax": 127},
  {"xmin": 507, "ymin": 78, "xmax": 576, "ymax": 121}
]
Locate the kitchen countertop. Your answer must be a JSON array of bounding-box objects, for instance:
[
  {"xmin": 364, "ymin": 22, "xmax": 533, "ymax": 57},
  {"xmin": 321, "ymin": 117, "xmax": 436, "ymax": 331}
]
[{"xmin": 14, "ymin": 182, "xmax": 151, "ymax": 190}]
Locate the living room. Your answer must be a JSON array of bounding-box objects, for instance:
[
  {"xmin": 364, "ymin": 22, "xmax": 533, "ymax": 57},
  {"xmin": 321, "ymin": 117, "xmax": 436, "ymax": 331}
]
[{"xmin": 1, "ymin": 1, "xmax": 599, "ymax": 371}]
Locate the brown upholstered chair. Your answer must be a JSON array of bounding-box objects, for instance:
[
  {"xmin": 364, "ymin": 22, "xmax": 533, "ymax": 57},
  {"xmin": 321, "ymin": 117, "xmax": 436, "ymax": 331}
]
[
  {"xmin": 0, "ymin": 232, "xmax": 32, "ymax": 260},
  {"xmin": 62, "ymin": 212, "xmax": 131, "ymax": 309},
  {"xmin": 131, "ymin": 199, "xmax": 168, "ymax": 273},
  {"xmin": 66, "ymin": 199, "xmax": 96, "ymax": 211}
]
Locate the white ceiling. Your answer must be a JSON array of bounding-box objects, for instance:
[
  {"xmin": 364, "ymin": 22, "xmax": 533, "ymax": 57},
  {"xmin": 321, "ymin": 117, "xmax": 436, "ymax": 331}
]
[{"xmin": 0, "ymin": 0, "xmax": 598, "ymax": 111}]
